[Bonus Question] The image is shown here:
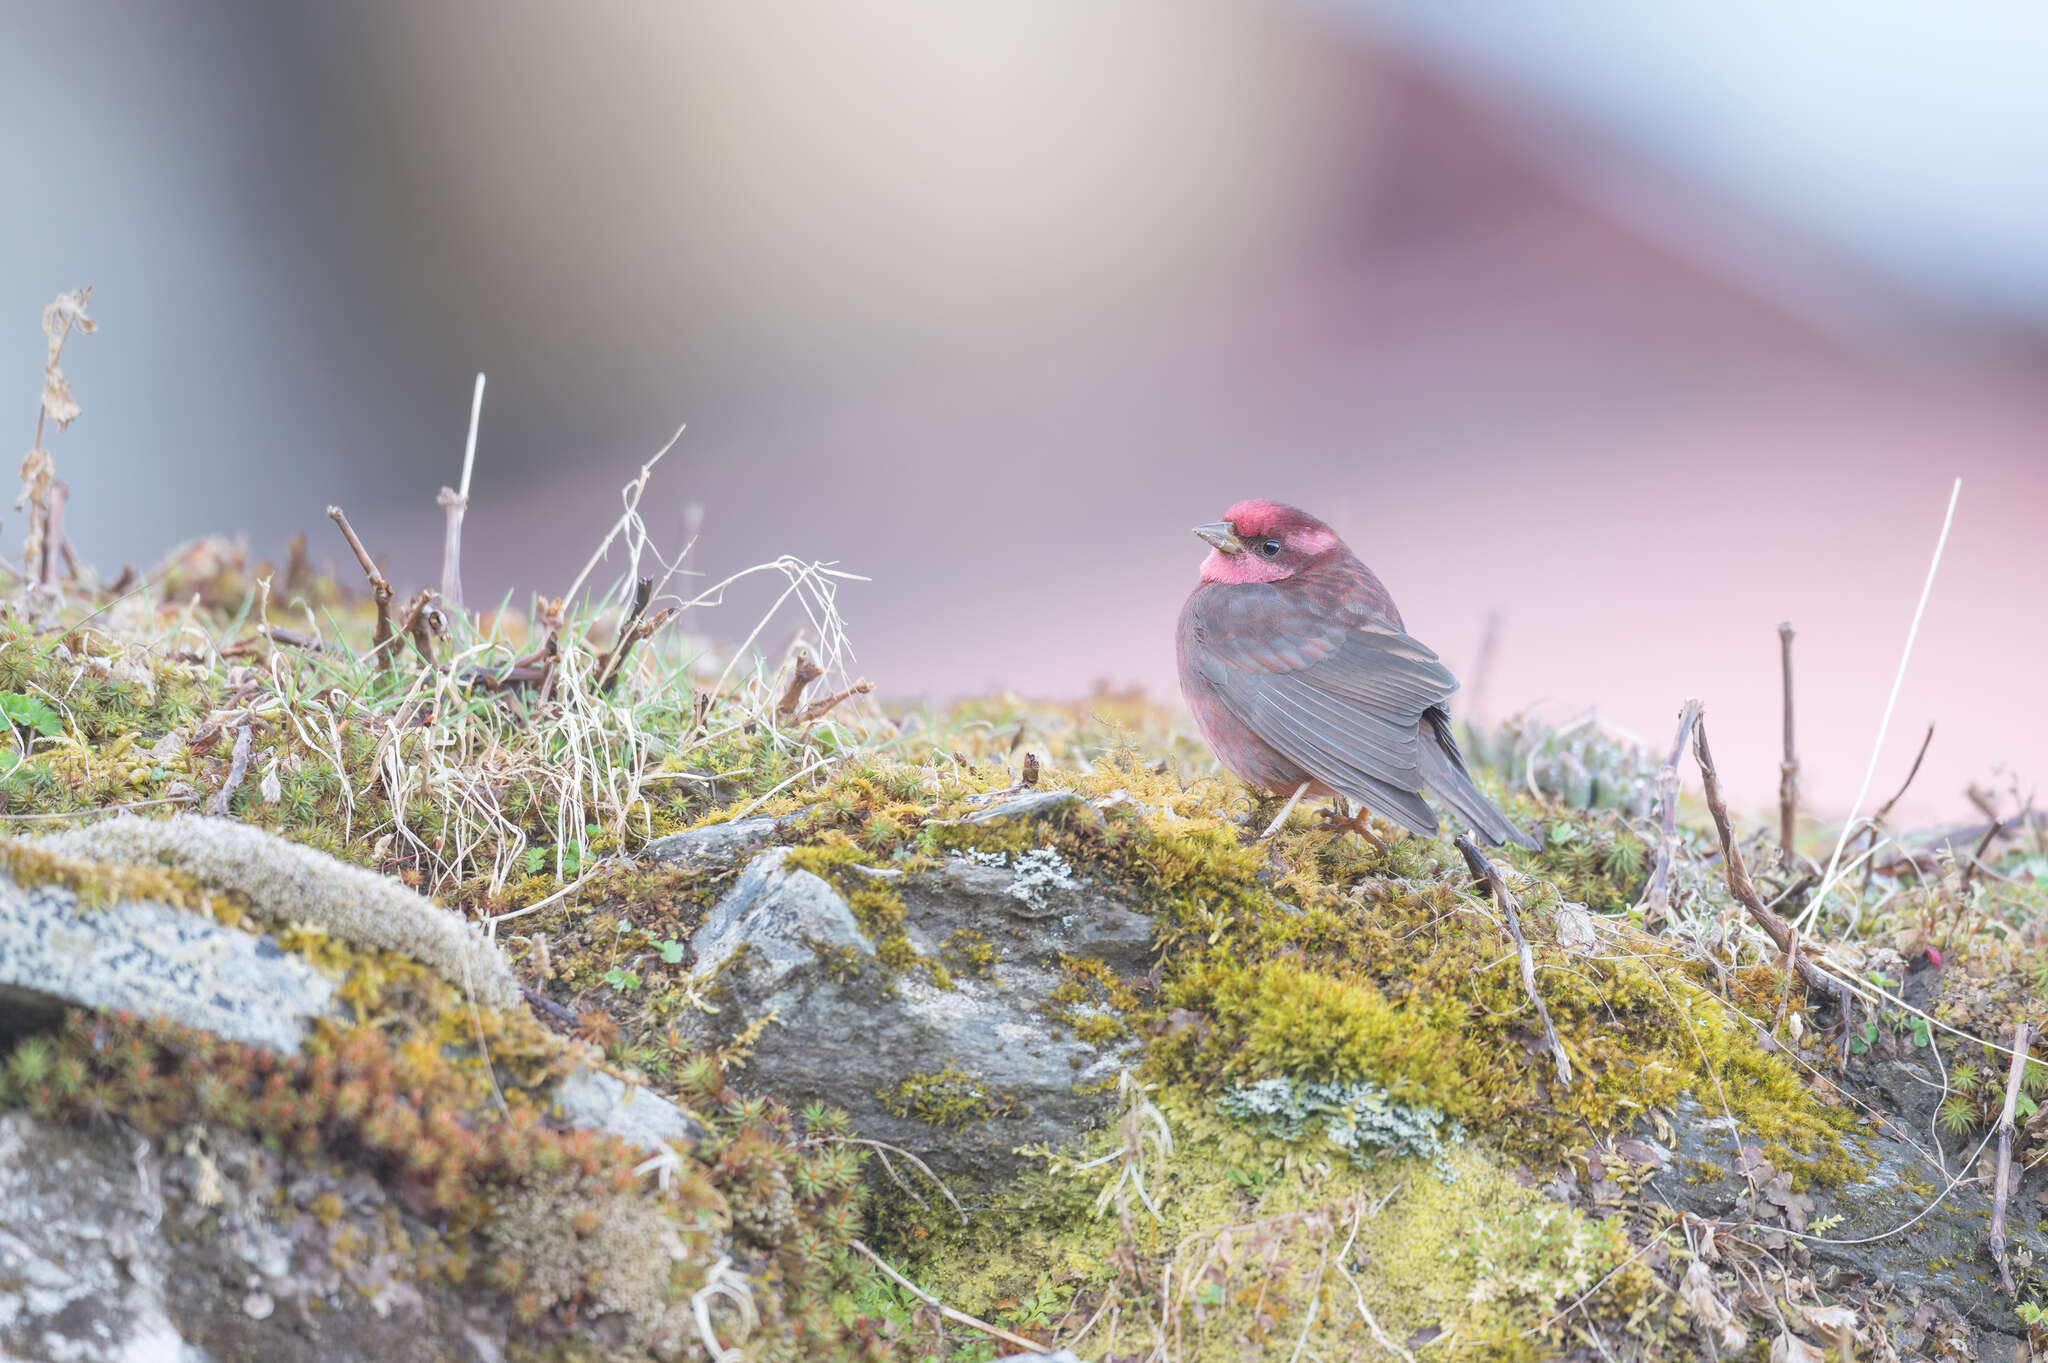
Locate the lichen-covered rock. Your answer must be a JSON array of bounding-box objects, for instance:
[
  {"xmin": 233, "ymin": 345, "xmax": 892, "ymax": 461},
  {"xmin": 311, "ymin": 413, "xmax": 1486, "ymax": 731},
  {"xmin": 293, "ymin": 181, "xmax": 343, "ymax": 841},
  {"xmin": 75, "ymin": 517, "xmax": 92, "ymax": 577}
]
[
  {"xmin": 686, "ymin": 840, "xmax": 1148, "ymax": 1188},
  {"xmin": 30, "ymin": 815, "xmax": 521, "ymax": 1009},
  {"xmin": 0, "ymin": 867, "xmax": 336, "ymax": 1051},
  {"xmin": 0, "ymin": 1111, "xmax": 502, "ymax": 1363}
]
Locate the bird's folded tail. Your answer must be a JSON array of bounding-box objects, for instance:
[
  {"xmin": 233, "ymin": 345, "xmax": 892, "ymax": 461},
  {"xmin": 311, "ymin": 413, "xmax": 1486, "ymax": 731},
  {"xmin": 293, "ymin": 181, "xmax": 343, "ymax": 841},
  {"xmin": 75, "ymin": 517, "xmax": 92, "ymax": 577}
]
[{"xmin": 1418, "ymin": 709, "xmax": 1540, "ymax": 851}]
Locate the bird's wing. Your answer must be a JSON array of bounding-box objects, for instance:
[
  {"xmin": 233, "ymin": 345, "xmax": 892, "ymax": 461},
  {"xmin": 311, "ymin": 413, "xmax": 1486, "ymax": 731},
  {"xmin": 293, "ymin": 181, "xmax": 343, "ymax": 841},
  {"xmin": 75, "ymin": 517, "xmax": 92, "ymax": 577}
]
[{"xmin": 1184, "ymin": 575, "xmax": 1459, "ymax": 827}]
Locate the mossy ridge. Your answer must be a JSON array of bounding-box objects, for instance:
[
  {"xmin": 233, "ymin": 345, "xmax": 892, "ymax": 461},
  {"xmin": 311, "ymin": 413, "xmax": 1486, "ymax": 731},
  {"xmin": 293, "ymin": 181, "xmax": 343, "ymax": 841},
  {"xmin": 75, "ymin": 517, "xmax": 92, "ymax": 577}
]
[{"xmin": 879, "ymin": 1098, "xmax": 1660, "ymax": 1361}]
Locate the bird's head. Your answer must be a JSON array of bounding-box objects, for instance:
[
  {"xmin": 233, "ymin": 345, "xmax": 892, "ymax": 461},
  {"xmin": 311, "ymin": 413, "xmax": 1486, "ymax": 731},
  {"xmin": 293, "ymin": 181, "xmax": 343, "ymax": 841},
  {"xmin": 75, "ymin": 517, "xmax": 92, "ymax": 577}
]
[{"xmin": 1193, "ymin": 500, "xmax": 1342, "ymax": 584}]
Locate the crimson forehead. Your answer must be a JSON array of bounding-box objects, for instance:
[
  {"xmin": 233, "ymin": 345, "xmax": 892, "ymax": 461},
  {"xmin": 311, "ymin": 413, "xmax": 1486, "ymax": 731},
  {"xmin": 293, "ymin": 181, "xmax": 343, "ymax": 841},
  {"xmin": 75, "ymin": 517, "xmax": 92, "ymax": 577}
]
[{"xmin": 1220, "ymin": 500, "xmax": 1321, "ymax": 538}]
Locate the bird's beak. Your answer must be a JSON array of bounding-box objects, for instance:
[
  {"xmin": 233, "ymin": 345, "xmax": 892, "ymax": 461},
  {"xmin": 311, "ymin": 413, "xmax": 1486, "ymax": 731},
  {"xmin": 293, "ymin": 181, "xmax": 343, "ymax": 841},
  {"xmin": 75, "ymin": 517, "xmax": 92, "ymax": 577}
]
[{"xmin": 1193, "ymin": 522, "xmax": 1244, "ymax": 555}]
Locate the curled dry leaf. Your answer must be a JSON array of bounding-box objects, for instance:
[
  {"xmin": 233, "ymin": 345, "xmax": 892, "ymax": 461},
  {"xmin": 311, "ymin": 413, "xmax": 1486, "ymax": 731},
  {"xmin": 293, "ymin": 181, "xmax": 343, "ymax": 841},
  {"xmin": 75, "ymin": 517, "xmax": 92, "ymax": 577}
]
[
  {"xmin": 1800, "ymin": 1302, "xmax": 1858, "ymax": 1359},
  {"xmin": 1770, "ymin": 1328, "xmax": 1826, "ymax": 1363},
  {"xmin": 38, "ymin": 289, "xmax": 94, "ymax": 430},
  {"xmin": 1680, "ymin": 1259, "xmax": 1748, "ymax": 1352},
  {"xmin": 1553, "ymin": 899, "xmax": 1598, "ymax": 954}
]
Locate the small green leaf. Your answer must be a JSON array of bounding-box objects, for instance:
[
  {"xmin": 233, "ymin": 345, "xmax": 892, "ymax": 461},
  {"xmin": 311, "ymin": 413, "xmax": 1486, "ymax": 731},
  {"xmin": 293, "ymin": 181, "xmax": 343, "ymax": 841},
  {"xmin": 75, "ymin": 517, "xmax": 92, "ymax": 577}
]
[
  {"xmin": 0, "ymin": 692, "xmax": 63, "ymax": 739},
  {"xmin": 658, "ymin": 939, "xmax": 686, "ymax": 965},
  {"xmin": 602, "ymin": 967, "xmax": 641, "ymax": 992}
]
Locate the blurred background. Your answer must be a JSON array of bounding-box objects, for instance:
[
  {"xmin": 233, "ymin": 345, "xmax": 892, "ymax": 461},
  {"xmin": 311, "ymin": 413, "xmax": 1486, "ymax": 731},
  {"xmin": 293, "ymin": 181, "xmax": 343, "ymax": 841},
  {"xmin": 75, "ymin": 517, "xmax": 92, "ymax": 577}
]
[{"xmin": 4, "ymin": 1, "xmax": 2044, "ymax": 823}]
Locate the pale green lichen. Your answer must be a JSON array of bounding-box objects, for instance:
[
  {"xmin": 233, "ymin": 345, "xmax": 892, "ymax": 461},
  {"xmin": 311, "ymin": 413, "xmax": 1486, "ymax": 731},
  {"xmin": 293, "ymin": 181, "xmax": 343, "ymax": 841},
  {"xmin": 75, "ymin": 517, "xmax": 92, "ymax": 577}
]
[
  {"xmin": 29, "ymin": 814, "xmax": 521, "ymax": 1009},
  {"xmin": 1216, "ymin": 1075, "xmax": 1464, "ymax": 1179}
]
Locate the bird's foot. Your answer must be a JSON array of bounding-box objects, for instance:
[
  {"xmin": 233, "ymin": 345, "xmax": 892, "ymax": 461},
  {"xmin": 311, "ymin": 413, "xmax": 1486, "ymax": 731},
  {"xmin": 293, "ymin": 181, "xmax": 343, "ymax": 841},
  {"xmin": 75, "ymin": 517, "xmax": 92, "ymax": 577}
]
[{"xmin": 1317, "ymin": 805, "xmax": 1389, "ymax": 854}]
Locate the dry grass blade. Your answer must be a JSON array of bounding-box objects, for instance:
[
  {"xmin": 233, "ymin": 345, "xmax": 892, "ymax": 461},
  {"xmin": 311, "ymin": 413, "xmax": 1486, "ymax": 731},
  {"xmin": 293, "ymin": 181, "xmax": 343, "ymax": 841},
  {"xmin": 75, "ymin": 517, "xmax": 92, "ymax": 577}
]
[
  {"xmin": 1641, "ymin": 699, "xmax": 1702, "ymax": 919},
  {"xmin": 848, "ymin": 1239, "xmax": 1044, "ymax": 1354}
]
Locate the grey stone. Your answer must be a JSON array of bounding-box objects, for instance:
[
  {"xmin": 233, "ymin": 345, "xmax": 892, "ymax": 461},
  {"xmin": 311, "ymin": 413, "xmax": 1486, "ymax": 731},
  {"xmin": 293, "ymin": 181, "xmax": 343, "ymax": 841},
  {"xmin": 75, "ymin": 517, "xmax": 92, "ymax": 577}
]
[
  {"xmin": 958, "ymin": 790, "xmax": 1099, "ymax": 828},
  {"xmin": 692, "ymin": 848, "xmax": 874, "ymax": 993},
  {"xmin": 0, "ymin": 873, "xmax": 336, "ymax": 1052},
  {"xmin": 554, "ymin": 1066, "xmax": 705, "ymax": 1154},
  {"xmin": 0, "ymin": 1112, "xmax": 504, "ymax": 1363},
  {"xmin": 685, "ymin": 845, "xmax": 1150, "ymax": 1188},
  {"xmin": 1651, "ymin": 1059, "xmax": 2033, "ymax": 1352},
  {"xmin": 641, "ymin": 816, "xmax": 781, "ymax": 871}
]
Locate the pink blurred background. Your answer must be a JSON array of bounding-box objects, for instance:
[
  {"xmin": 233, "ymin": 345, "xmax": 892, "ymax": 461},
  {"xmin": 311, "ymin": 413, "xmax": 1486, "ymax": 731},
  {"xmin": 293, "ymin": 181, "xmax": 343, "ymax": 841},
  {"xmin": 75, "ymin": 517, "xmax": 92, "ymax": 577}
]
[{"xmin": 5, "ymin": 2, "xmax": 2044, "ymax": 823}]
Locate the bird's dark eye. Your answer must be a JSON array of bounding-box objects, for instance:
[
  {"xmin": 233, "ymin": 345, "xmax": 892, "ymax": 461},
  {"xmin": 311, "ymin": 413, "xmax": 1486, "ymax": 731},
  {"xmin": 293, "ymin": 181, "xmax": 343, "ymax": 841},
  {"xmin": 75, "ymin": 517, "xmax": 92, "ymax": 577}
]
[{"xmin": 1258, "ymin": 539, "xmax": 1282, "ymax": 558}]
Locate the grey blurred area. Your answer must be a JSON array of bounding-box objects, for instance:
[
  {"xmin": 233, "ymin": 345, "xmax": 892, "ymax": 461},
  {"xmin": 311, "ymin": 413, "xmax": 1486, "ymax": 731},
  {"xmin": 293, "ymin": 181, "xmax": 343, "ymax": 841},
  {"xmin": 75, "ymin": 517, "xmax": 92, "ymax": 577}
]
[
  {"xmin": 4, "ymin": 1, "xmax": 1359, "ymax": 572},
  {"xmin": 6, "ymin": 1, "xmax": 2047, "ymax": 815}
]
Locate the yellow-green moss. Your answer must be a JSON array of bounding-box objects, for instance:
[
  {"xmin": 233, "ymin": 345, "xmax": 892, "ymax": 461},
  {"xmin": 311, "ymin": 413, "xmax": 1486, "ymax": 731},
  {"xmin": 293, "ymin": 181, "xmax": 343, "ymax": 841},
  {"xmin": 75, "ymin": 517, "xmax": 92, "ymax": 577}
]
[{"xmin": 876, "ymin": 1064, "xmax": 1015, "ymax": 1129}]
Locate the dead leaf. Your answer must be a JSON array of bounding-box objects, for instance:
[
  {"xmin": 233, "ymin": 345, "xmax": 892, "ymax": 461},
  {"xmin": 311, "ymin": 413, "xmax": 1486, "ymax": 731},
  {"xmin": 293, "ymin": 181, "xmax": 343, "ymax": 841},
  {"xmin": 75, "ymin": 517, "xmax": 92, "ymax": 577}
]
[
  {"xmin": 1801, "ymin": 1302, "xmax": 1857, "ymax": 1361},
  {"xmin": 1680, "ymin": 1260, "xmax": 1748, "ymax": 1351},
  {"xmin": 1770, "ymin": 1329, "xmax": 1825, "ymax": 1363},
  {"xmin": 1554, "ymin": 899, "xmax": 1598, "ymax": 954}
]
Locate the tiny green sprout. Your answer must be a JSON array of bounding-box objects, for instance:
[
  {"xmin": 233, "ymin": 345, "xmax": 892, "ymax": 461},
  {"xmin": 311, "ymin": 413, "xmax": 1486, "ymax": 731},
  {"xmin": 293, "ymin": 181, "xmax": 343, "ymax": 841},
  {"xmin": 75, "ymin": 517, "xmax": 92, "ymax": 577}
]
[
  {"xmin": 1547, "ymin": 822, "xmax": 1580, "ymax": 847},
  {"xmin": 1910, "ymin": 1017, "xmax": 1932, "ymax": 1048},
  {"xmin": 2023, "ymin": 1059, "xmax": 2048, "ymax": 1097},
  {"xmin": 1866, "ymin": 970, "xmax": 1900, "ymax": 991},
  {"xmin": 603, "ymin": 966, "xmax": 641, "ymax": 992},
  {"xmin": 658, "ymin": 939, "xmax": 686, "ymax": 965},
  {"xmin": 2019, "ymin": 1301, "xmax": 2046, "ymax": 1326},
  {"xmin": 1851, "ymin": 1020, "xmax": 1879, "ymax": 1055},
  {"xmin": 1938, "ymin": 1096, "xmax": 1978, "ymax": 1135},
  {"xmin": 1953, "ymin": 1062, "xmax": 1982, "ymax": 1093}
]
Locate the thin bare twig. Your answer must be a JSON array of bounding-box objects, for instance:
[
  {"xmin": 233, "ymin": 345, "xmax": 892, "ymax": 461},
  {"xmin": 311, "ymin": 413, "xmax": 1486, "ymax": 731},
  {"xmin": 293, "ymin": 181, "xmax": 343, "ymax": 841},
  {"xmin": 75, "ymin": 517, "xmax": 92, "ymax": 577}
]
[
  {"xmin": 326, "ymin": 506, "xmax": 394, "ymax": 671},
  {"xmin": 1691, "ymin": 715, "xmax": 1850, "ymax": 1037},
  {"xmin": 795, "ymin": 678, "xmax": 873, "ymax": 725},
  {"xmin": 817, "ymin": 1135, "xmax": 967, "ymax": 1225},
  {"xmin": 1862, "ymin": 722, "xmax": 1936, "ymax": 892},
  {"xmin": 1990, "ymin": 1022, "xmax": 2033, "ymax": 1295},
  {"xmin": 593, "ymin": 577, "xmax": 655, "ymax": 694},
  {"xmin": 205, "ymin": 722, "xmax": 253, "ymax": 817},
  {"xmin": 1456, "ymin": 834, "xmax": 1572, "ymax": 1085},
  {"xmin": 1641, "ymin": 700, "xmax": 1703, "ymax": 919},
  {"xmin": 848, "ymin": 1239, "xmax": 1043, "ymax": 1354},
  {"xmin": 1778, "ymin": 622, "xmax": 1799, "ymax": 856}
]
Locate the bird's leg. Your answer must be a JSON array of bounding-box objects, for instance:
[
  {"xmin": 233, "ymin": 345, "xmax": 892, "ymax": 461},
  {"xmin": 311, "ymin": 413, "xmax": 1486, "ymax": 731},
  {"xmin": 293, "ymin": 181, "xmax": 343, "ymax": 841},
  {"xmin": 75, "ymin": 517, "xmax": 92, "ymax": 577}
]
[
  {"xmin": 1257, "ymin": 782, "xmax": 1312, "ymax": 842},
  {"xmin": 1318, "ymin": 797, "xmax": 1389, "ymax": 854}
]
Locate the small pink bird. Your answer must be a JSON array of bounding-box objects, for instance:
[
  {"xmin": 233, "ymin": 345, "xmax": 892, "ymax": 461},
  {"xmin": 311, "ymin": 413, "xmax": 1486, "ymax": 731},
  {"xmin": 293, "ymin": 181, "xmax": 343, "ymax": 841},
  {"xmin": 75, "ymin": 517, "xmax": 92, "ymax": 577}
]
[{"xmin": 1177, "ymin": 499, "xmax": 1537, "ymax": 849}]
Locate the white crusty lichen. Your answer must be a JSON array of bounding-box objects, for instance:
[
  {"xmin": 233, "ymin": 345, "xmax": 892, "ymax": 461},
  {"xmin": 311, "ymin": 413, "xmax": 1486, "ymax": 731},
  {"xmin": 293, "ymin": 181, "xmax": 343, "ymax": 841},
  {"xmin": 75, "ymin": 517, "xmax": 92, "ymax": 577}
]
[
  {"xmin": 29, "ymin": 814, "xmax": 521, "ymax": 1009},
  {"xmin": 1217, "ymin": 1076, "xmax": 1464, "ymax": 1179}
]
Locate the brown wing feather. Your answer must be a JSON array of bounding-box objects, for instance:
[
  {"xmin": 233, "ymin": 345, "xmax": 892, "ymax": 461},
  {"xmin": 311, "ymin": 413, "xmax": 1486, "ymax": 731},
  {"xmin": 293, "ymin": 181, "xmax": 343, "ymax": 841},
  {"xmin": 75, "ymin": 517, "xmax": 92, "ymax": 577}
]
[{"xmin": 1182, "ymin": 558, "xmax": 1460, "ymax": 835}]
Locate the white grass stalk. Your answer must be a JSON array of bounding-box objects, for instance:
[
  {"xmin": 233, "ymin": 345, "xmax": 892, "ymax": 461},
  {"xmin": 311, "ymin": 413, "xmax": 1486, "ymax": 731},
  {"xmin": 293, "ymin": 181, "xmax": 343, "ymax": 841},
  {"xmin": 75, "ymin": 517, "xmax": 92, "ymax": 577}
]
[{"xmin": 1794, "ymin": 477, "xmax": 1961, "ymax": 933}]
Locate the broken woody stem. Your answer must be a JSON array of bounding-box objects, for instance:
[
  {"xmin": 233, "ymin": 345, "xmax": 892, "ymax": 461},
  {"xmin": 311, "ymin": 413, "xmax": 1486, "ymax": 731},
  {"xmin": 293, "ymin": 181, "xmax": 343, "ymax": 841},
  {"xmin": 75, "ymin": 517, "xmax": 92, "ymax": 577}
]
[
  {"xmin": 1990, "ymin": 1020, "xmax": 2034, "ymax": 1296},
  {"xmin": 325, "ymin": 506, "xmax": 395, "ymax": 671},
  {"xmin": 1691, "ymin": 714, "xmax": 1852, "ymax": 1033},
  {"xmin": 1455, "ymin": 834, "xmax": 1572, "ymax": 1087},
  {"xmin": 1778, "ymin": 622, "xmax": 1799, "ymax": 856}
]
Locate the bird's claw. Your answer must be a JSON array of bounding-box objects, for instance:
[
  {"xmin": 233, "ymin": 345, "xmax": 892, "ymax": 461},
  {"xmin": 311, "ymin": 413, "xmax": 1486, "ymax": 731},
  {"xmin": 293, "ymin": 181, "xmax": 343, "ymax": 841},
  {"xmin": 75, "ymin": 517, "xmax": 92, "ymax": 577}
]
[{"xmin": 1317, "ymin": 805, "xmax": 1389, "ymax": 854}]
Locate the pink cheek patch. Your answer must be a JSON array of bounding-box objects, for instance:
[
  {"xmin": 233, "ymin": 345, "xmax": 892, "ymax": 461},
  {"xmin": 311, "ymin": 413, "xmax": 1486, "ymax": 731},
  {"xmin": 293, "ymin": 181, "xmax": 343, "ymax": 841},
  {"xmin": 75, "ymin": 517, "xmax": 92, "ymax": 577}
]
[{"xmin": 1200, "ymin": 549, "xmax": 1294, "ymax": 584}]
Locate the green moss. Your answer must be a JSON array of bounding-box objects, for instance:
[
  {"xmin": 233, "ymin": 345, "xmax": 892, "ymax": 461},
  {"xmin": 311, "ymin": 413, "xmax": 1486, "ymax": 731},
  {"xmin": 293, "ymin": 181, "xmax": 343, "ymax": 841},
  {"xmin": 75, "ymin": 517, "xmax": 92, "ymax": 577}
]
[
  {"xmin": 876, "ymin": 1063, "xmax": 1014, "ymax": 1129},
  {"xmin": 940, "ymin": 928, "xmax": 1000, "ymax": 978}
]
